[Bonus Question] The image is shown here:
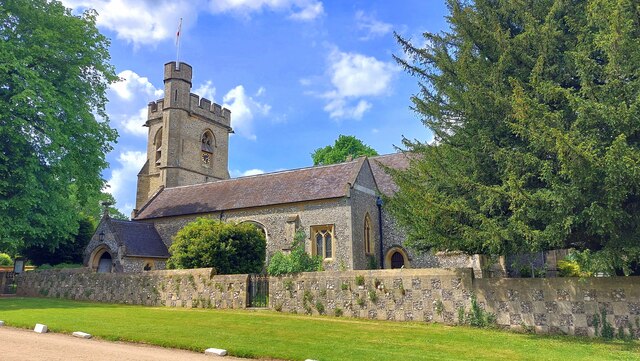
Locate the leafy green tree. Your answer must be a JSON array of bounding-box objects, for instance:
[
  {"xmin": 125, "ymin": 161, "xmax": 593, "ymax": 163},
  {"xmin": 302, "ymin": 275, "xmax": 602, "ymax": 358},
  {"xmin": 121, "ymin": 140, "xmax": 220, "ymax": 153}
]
[
  {"xmin": 0, "ymin": 0, "xmax": 118, "ymax": 254},
  {"xmin": 312, "ymin": 135, "xmax": 378, "ymax": 165},
  {"xmin": 388, "ymin": 0, "xmax": 640, "ymax": 274},
  {"xmin": 267, "ymin": 230, "xmax": 323, "ymax": 276},
  {"xmin": 168, "ymin": 218, "xmax": 266, "ymax": 274},
  {"xmin": 21, "ymin": 215, "xmax": 96, "ymax": 266}
]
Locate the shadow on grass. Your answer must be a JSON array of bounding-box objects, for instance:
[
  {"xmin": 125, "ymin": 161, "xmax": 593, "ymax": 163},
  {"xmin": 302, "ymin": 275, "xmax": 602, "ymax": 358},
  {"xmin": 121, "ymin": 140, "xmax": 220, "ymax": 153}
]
[{"xmin": 0, "ymin": 297, "xmax": 126, "ymax": 311}]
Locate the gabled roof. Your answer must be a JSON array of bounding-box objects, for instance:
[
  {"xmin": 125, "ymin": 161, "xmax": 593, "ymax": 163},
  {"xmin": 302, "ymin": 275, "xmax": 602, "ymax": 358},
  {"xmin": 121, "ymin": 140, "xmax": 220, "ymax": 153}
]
[
  {"xmin": 109, "ymin": 219, "xmax": 170, "ymax": 258},
  {"xmin": 134, "ymin": 159, "xmax": 364, "ymax": 220},
  {"xmin": 369, "ymin": 152, "xmax": 411, "ymax": 196}
]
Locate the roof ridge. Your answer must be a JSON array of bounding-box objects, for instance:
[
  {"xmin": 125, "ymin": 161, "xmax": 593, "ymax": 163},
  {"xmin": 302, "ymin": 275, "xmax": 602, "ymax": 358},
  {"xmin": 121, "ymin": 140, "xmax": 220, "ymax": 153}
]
[{"xmin": 164, "ymin": 158, "xmax": 362, "ymax": 191}]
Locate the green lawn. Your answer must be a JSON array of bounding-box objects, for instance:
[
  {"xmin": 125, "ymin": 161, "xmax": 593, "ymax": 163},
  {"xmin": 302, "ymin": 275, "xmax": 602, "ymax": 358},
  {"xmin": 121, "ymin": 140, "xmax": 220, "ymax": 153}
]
[{"xmin": 0, "ymin": 298, "xmax": 638, "ymax": 361}]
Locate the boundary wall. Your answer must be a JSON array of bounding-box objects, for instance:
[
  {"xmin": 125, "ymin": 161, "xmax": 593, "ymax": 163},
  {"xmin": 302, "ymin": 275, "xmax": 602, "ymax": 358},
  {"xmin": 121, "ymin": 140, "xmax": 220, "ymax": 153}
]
[{"xmin": 16, "ymin": 268, "xmax": 640, "ymax": 338}]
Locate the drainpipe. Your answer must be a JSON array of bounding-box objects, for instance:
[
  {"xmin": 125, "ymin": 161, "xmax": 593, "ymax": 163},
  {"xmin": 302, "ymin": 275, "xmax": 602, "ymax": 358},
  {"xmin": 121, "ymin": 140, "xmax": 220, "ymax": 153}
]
[{"xmin": 376, "ymin": 197, "xmax": 384, "ymax": 269}]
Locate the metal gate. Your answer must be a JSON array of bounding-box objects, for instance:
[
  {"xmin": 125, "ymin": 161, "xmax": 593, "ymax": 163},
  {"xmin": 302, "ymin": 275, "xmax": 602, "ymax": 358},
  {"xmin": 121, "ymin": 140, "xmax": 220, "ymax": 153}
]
[{"xmin": 247, "ymin": 273, "xmax": 269, "ymax": 308}]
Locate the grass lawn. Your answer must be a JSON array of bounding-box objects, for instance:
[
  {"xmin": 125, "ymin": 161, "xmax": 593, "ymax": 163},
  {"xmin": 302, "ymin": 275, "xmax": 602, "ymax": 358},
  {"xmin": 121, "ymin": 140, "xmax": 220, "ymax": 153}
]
[{"xmin": 0, "ymin": 297, "xmax": 638, "ymax": 361}]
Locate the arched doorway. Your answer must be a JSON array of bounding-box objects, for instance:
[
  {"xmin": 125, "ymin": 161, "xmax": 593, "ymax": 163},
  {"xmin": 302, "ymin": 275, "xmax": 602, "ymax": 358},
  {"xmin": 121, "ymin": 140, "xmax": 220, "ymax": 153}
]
[
  {"xmin": 89, "ymin": 246, "xmax": 114, "ymax": 273},
  {"xmin": 385, "ymin": 247, "xmax": 410, "ymax": 269},
  {"xmin": 97, "ymin": 252, "xmax": 112, "ymax": 273}
]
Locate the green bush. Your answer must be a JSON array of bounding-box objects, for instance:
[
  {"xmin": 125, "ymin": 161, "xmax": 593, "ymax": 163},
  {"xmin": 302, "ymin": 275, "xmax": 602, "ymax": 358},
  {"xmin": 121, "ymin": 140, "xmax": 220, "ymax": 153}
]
[
  {"xmin": 167, "ymin": 218, "xmax": 266, "ymax": 274},
  {"xmin": 558, "ymin": 260, "xmax": 582, "ymax": 277},
  {"xmin": 0, "ymin": 253, "xmax": 12, "ymax": 266},
  {"xmin": 267, "ymin": 230, "xmax": 323, "ymax": 276}
]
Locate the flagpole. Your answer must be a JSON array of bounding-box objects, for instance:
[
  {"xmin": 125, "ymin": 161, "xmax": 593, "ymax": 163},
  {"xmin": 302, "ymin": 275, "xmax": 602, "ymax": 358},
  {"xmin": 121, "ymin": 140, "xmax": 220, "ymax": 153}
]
[{"xmin": 176, "ymin": 18, "xmax": 182, "ymax": 69}]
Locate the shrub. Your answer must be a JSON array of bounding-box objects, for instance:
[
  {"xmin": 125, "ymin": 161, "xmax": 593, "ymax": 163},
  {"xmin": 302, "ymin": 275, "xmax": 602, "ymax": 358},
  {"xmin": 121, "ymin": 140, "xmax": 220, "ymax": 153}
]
[
  {"xmin": 167, "ymin": 218, "xmax": 266, "ymax": 274},
  {"xmin": 557, "ymin": 260, "xmax": 581, "ymax": 277},
  {"xmin": 267, "ymin": 230, "xmax": 322, "ymax": 276},
  {"xmin": 0, "ymin": 253, "xmax": 12, "ymax": 266},
  {"xmin": 355, "ymin": 275, "xmax": 365, "ymax": 286}
]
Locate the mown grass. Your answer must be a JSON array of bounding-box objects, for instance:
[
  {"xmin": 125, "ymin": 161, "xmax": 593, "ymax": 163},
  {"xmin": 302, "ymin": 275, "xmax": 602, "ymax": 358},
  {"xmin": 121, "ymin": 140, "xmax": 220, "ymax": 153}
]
[{"xmin": 0, "ymin": 297, "xmax": 639, "ymax": 360}]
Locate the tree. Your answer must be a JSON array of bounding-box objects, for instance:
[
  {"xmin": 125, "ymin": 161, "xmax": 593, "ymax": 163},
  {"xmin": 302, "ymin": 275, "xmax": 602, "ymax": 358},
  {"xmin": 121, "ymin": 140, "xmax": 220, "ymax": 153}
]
[
  {"xmin": 312, "ymin": 135, "xmax": 378, "ymax": 165},
  {"xmin": 387, "ymin": 0, "xmax": 640, "ymax": 274},
  {"xmin": 267, "ymin": 230, "xmax": 323, "ymax": 276},
  {"xmin": 167, "ymin": 218, "xmax": 266, "ymax": 274},
  {"xmin": 0, "ymin": 1, "xmax": 118, "ymax": 254}
]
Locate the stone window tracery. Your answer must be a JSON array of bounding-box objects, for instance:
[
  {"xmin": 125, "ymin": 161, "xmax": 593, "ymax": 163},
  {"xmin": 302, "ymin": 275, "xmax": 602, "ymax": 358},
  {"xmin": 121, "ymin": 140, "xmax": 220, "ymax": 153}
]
[
  {"xmin": 201, "ymin": 130, "xmax": 214, "ymax": 165},
  {"xmin": 311, "ymin": 225, "xmax": 334, "ymax": 259}
]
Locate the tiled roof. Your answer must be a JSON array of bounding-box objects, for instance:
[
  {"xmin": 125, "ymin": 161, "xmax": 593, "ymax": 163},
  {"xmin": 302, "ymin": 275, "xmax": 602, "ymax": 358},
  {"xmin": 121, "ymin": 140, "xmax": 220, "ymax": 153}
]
[
  {"xmin": 369, "ymin": 152, "xmax": 411, "ymax": 196},
  {"xmin": 109, "ymin": 219, "xmax": 170, "ymax": 258},
  {"xmin": 134, "ymin": 159, "xmax": 364, "ymax": 220}
]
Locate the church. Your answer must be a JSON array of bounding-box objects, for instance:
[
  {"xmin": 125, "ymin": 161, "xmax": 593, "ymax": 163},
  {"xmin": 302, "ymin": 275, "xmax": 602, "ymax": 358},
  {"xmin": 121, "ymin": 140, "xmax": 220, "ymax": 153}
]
[{"xmin": 83, "ymin": 62, "xmax": 472, "ymax": 273}]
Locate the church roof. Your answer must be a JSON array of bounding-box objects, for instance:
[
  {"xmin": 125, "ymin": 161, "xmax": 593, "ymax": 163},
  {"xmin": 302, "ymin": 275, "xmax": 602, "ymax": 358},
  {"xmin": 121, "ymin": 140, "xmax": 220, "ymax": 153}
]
[
  {"xmin": 109, "ymin": 219, "xmax": 170, "ymax": 258},
  {"xmin": 134, "ymin": 158, "xmax": 365, "ymax": 220},
  {"xmin": 369, "ymin": 152, "xmax": 411, "ymax": 196}
]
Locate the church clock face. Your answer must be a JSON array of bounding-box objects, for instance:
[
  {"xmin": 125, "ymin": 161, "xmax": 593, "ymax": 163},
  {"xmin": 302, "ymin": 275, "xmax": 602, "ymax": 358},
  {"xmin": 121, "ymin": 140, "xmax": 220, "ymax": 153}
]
[{"xmin": 201, "ymin": 152, "xmax": 210, "ymax": 165}]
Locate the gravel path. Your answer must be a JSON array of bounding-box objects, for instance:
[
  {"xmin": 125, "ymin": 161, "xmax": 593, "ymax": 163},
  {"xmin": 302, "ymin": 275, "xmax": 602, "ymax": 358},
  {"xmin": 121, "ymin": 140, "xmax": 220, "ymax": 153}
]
[{"xmin": 0, "ymin": 326, "xmax": 249, "ymax": 361}]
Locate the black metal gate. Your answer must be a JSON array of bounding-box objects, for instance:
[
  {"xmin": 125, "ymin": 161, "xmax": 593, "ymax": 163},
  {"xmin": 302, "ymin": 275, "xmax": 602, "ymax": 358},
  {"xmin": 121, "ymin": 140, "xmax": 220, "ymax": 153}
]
[{"xmin": 247, "ymin": 273, "xmax": 269, "ymax": 308}]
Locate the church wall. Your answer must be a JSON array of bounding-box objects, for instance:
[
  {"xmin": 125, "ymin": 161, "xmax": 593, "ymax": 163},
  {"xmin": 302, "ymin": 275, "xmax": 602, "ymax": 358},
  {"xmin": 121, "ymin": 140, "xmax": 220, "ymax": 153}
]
[
  {"xmin": 350, "ymin": 161, "xmax": 382, "ymax": 270},
  {"xmin": 141, "ymin": 198, "xmax": 355, "ymax": 271},
  {"xmin": 380, "ymin": 210, "xmax": 472, "ymax": 269}
]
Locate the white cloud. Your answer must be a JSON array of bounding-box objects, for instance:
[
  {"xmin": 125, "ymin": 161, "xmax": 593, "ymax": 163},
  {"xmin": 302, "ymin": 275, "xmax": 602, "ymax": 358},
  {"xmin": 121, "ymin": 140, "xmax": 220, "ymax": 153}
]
[
  {"xmin": 209, "ymin": 0, "xmax": 323, "ymax": 21},
  {"xmin": 62, "ymin": 0, "xmax": 323, "ymax": 46},
  {"xmin": 61, "ymin": 0, "xmax": 198, "ymax": 47},
  {"xmin": 289, "ymin": 1, "xmax": 324, "ymax": 21},
  {"xmin": 110, "ymin": 70, "xmax": 163, "ymax": 101},
  {"xmin": 223, "ymin": 85, "xmax": 271, "ymax": 140},
  {"xmin": 106, "ymin": 150, "xmax": 147, "ymax": 215},
  {"xmin": 316, "ymin": 47, "xmax": 399, "ymax": 120},
  {"xmin": 355, "ymin": 11, "xmax": 392, "ymax": 40},
  {"xmin": 230, "ymin": 168, "xmax": 266, "ymax": 178},
  {"xmin": 193, "ymin": 81, "xmax": 217, "ymax": 102},
  {"xmin": 120, "ymin": 107, "xmax": 149, "ymax": 137}
]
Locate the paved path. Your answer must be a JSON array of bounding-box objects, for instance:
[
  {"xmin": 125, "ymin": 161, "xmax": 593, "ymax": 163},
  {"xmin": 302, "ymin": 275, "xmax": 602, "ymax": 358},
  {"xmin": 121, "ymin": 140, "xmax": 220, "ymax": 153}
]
[{"xmin": 0, "ymin": 326, "xmax": 250, "ymax": 361}]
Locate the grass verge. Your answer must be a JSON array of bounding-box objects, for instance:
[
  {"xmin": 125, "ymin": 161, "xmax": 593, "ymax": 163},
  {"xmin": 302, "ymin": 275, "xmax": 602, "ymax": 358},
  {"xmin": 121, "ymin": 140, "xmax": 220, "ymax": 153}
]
[{"xmin": 0, "ymin": 297, "xmax": 638, "ymax": 360}]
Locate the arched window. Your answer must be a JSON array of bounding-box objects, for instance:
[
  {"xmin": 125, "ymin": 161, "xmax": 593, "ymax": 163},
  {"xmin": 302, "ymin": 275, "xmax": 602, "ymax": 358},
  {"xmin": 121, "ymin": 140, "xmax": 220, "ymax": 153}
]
[
  {"xmin": 154, "ymin": 127, "xmax": 163, "ymax": 165},
  {"xmin": 201, "ymin": 130, "xmax": 214, "ymax": 153},
  {"xmin": 311, "ymin": 225, "xmax": 334, "ymax": 259},
  {"xmin": 364, "ymin": 213, "xmax": 372, "ymax": 255},
  {"xmin": 201, "ymin": 130, "xmax": 214, "ymax": 165}
]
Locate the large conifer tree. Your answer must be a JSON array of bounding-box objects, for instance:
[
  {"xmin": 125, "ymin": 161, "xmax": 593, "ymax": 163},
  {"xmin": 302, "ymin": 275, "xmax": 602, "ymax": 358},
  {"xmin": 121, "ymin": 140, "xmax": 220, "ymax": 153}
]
[{"xmin": 387, "ymin": 0, "xmax": 640, "ymax": 274}]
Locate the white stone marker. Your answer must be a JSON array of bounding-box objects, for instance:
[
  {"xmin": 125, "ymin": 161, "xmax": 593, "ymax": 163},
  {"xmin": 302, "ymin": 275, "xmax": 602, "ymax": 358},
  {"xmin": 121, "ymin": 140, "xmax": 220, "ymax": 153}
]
[
  {"xmin": 0, "ymin": 320, "xmax": 5, "ymax": 326},
  {"xmin": 34, "ymin": 324, "xmax": 48, "ymax": 333},
  {"xmin": 204, "ymin": 348, "xmax": 228, "ymax": 356},
  {"xmin": 72, "ymin": 331, "xmax": 92, "ymax": 339}
]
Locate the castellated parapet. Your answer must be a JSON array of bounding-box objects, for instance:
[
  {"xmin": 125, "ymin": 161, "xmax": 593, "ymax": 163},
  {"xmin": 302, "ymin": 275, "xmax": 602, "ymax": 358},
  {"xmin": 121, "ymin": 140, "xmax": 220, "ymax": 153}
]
[{"xmin": 146, "ymin": 62, "xmax": 231, "ymax": 129}]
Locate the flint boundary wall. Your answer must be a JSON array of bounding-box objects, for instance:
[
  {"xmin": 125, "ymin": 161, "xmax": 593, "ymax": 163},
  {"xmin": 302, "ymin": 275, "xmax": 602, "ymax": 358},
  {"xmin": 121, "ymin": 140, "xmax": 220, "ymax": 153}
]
[
  {"xmin": 16, "ymin": 268, "xmax": 640, "ymax": 338},
  {"xmin": 16, "ymin": 268, "xmax": 247, "ymax": 309}
]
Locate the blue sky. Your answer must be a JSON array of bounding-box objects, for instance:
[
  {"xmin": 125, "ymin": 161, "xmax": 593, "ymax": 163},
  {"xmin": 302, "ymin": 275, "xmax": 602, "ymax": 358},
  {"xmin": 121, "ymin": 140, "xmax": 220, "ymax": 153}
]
[{"xmin": 62, "ymin": 0, "xmax": 449, "ymax": 216}]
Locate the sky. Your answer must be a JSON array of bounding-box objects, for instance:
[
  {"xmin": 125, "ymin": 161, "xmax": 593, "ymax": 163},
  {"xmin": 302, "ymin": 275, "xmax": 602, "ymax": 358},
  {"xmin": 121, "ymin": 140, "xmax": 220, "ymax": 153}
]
[{"xmin": 61, "ymin": 0, "xmax": 450, "ymax": 217}]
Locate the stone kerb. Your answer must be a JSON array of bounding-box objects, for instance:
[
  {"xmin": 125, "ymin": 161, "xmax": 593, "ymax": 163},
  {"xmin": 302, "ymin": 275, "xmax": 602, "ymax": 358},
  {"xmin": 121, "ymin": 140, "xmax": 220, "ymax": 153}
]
[
  {"xmin": 16, "ymin": 268, "xmax": 249, "ymax": 310},
  {"xmin": 269, "ymin": 268, "xmax": 474, "ymax": 322}
]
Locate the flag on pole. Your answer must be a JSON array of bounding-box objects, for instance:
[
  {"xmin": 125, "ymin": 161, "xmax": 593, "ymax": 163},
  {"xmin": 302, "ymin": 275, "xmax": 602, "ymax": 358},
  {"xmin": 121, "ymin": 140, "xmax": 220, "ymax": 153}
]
[
  {"xmin": 176, "ymin": 18, "xmax": 182, "ymax": 68},
  {"xmin": 176, "ymin": 18, "xmax": 182, "ymax": 46}
]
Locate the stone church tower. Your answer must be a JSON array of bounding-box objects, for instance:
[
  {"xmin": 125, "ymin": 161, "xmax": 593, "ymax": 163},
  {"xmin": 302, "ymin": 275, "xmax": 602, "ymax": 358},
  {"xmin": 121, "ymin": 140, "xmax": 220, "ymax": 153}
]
[{"xmin": 134, "ymin": 62, "xmax": 232, "ymax": 214}]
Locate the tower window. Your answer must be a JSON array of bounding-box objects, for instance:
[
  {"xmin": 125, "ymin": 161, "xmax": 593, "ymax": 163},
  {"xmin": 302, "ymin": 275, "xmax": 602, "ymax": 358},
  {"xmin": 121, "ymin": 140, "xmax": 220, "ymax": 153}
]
[
  {"xmin": 154, "ymin": 128, "xmax": 163, "ymax": 165},
  {"xmin": 201, "ymin": 131, "xmax": 214, "ymax": 153},
  {"xmin": 201, "ymin": 131, "xmax": 214, "ymax": 166}
]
